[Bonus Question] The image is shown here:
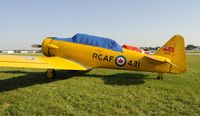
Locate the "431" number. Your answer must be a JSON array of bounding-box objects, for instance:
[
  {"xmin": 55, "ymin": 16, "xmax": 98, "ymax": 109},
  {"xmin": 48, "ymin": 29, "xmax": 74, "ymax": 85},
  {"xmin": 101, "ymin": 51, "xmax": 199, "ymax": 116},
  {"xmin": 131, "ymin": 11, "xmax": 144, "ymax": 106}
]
[{"xmin": 127, "ymin": 60, "xmax": 140, "ymax": 68}]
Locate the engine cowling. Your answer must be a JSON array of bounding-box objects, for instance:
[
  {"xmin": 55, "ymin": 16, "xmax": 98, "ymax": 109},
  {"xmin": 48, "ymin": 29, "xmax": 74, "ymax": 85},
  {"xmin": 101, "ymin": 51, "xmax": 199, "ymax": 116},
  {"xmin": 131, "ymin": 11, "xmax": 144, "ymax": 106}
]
[{"xmin": 41, "ymin": 37, "xmax": 53, "ymax": 57}]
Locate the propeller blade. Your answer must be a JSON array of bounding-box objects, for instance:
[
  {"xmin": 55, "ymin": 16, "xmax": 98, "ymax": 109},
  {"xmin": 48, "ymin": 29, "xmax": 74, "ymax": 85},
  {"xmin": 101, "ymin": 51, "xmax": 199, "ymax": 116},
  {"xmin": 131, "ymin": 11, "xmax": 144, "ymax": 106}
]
[{"xmin": 31, "ymin": 44, "xmax": 42, "ymax": 48}]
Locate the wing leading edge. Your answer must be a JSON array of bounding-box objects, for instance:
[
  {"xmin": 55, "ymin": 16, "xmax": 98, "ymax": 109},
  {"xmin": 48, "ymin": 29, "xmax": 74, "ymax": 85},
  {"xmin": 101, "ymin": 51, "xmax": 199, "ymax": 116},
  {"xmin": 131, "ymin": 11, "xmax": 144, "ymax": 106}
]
[{"xmin": 0, "ymin": 55, "xmax": 88, "ymax": 70}]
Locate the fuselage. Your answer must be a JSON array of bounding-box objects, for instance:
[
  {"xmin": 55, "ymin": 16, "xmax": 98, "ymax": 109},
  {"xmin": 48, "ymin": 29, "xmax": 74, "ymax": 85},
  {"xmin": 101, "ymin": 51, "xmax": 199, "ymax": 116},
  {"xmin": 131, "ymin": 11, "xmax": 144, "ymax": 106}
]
[{"xmin": 41, "ymin": 38, "xmax": 171, "ymax": 73}]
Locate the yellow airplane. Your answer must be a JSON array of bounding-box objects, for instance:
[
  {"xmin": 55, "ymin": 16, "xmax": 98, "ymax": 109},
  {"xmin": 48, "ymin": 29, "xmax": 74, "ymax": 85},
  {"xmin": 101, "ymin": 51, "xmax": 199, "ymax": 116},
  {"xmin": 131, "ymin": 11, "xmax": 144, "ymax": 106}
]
[{"xmin": 0, "ymin": 33, "xmax": 187, "ymax": 79}]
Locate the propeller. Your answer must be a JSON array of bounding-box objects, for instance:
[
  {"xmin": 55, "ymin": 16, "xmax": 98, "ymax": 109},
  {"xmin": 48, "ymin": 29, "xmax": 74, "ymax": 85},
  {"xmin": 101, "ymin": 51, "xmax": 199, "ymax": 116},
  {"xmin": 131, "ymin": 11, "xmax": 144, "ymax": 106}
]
[{"xmin": 31, "ymin": 44, "xmax": 42, "ymax": 48}]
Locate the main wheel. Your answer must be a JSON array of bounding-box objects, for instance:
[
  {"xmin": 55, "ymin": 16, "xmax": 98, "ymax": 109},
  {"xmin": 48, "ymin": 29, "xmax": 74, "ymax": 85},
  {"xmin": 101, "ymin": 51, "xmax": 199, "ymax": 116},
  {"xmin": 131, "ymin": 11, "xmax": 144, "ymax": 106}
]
[{"xmin": 46, "ymin": 69, "xmax": 56, "ymax": 79}]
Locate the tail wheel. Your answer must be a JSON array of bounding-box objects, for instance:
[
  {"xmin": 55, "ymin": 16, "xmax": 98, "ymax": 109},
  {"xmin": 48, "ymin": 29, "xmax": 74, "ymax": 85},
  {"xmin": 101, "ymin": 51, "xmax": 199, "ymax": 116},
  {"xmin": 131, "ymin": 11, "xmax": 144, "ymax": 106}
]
[
  {"xmin": 156, "ymin": 76, "xmax": 163, "ymax": 80},
  {"xmin": 46, "ymin": 69, "xmax": 56, "ymax": 78},
  {"xmin": 157, "ymin": 73, "xmax": 164, "ymax": 80}
]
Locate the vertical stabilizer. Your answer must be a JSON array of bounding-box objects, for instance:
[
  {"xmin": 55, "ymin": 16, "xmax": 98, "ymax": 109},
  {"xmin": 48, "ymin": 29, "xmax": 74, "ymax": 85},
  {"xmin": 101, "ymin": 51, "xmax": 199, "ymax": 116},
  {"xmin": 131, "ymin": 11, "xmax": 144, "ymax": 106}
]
[{"xmin": 154, "ymin": 35, "xmax": 187, "ymax": 73}]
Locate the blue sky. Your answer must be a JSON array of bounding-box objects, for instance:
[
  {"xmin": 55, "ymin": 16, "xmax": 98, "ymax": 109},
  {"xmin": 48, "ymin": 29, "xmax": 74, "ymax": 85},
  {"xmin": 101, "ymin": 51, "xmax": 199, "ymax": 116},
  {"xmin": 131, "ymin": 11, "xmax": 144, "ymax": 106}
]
[{"xmin": 0, "ymin": 0, "xmax": 200, "ymax": 50}]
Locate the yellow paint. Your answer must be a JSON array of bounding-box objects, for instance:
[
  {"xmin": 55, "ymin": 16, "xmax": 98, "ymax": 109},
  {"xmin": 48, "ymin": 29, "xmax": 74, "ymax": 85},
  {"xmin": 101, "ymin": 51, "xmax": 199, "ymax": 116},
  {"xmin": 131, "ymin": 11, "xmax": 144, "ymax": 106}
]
[
  {"xmin": 0, "ymin": 55, "xmax": 87, "ymax": 70},
  {"xmin": 0, "ymin": 34, "xmax": 187, "ymax": 74},
  {"xmin": 47, "ymin": 44, "xmax": 59, "ymax": 49},
  {"xmin": 154, "ymin": 35, "xmax": 187, "ymax": 73}
]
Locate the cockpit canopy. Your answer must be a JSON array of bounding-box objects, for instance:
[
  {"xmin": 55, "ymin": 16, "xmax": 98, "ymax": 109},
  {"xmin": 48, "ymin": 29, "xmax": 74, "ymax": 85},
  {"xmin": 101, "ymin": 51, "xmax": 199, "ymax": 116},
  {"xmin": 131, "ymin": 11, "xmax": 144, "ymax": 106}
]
[{"xmin": 52, "ymin": 33, "xmax": 123, "ymax": 52}]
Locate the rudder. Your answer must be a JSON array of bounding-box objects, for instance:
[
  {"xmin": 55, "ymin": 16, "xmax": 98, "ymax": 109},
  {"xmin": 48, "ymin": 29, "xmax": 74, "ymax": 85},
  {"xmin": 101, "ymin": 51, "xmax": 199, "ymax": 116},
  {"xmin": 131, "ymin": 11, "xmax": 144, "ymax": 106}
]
[{"xmin": 154, "ymin": 35, "xmax": 187, "ymax": 73}]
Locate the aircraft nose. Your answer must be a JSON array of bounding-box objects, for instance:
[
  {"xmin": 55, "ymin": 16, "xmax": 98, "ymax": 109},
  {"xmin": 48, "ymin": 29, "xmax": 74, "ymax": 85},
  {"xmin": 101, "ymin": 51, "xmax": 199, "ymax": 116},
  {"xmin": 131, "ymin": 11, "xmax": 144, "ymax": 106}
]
[{"xmin": 41, "ymin": 37, "xmax": 53, "ymax": 56}]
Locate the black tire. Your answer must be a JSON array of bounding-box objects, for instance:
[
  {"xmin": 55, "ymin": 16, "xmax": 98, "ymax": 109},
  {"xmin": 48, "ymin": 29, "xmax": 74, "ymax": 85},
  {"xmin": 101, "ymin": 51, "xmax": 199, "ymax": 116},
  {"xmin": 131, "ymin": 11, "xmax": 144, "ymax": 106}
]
[
  {"xmin": 46, "ymin": 69, "xmax": 56, "ymax": 79},
  {"xmin": 157, "ymin": 76, "xmax": 163, "ymax": 80}
]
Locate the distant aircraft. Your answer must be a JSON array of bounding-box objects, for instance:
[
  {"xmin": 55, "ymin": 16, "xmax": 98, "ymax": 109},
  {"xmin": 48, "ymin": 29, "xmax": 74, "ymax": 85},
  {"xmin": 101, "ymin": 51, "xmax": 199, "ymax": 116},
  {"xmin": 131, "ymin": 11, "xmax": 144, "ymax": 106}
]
[{"xmin": 0, "ymin": 33, "xmax": 187, "ymax": 79}]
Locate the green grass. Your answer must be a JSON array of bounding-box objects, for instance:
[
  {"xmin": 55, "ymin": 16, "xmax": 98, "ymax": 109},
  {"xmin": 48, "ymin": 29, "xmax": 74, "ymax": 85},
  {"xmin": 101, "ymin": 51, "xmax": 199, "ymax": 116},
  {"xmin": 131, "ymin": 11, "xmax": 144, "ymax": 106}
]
[
  {"xmin": 186, "ymin": 50, "xmax": 200, "ymax": 53},
  {"xmin": 0, "ymin": 55, "xmax": 200, "ymax": 115}
]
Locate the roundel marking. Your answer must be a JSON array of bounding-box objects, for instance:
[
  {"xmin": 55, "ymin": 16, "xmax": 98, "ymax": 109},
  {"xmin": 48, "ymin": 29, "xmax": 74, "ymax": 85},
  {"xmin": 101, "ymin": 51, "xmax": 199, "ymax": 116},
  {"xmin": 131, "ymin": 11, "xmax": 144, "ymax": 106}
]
[{"xmin": 115, "ymin": 55, "xmax": 126, "ymax": 67}]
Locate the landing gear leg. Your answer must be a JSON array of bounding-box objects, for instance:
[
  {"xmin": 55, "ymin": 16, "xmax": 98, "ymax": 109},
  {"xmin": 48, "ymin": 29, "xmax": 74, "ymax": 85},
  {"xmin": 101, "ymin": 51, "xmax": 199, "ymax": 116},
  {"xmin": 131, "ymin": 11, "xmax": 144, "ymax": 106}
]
[
  {"xmin": 157, "ymin": 73, "xmax": 164, "ymax": 80},
  {"xmin": 46, "ymin": 69, "xmax": 56, "ymax": 79}
]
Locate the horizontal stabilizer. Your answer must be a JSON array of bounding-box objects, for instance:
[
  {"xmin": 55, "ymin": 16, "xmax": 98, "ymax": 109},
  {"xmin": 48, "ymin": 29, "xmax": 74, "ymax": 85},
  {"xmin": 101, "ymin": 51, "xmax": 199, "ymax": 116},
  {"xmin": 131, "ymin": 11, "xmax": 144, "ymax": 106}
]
[{"xmin": 144, "ymin": 55, "xmax": 177, "ymax": 67}]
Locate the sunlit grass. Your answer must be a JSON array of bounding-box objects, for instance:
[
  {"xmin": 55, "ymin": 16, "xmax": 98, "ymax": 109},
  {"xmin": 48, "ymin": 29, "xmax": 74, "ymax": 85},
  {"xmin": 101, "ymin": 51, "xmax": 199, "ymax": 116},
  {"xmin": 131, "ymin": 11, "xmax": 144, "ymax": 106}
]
[{"xmin": 0, "ymin": 55, "xmax": 199, "ymax": 115}]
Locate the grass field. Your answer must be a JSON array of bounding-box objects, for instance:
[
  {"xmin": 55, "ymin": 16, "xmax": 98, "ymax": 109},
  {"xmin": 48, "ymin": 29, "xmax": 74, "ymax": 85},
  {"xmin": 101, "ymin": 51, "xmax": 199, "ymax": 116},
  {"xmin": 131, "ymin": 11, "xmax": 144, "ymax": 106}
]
[{"xmin": 0, "ymin": 55, "xmax": 200, "ymax": 115}]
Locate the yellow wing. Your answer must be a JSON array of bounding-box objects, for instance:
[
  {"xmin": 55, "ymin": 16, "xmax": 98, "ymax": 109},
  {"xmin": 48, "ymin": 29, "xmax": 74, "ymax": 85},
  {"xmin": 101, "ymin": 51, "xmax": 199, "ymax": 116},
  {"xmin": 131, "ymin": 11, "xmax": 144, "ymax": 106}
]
[{"xmin": 0, "ymin": 55, "xmax": 88, "ymax": 70}]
